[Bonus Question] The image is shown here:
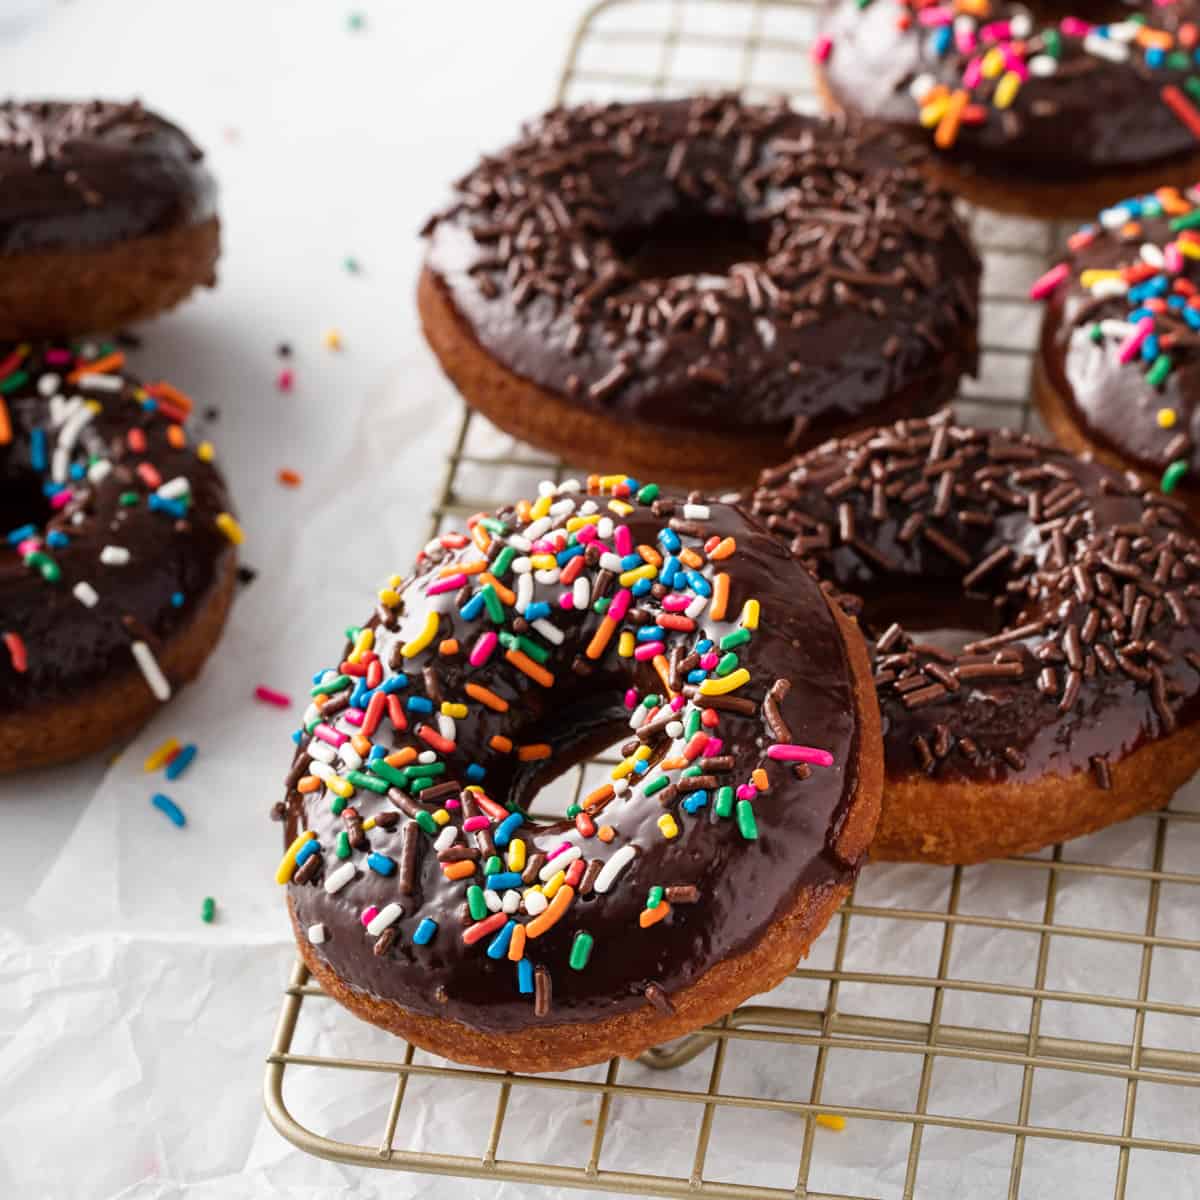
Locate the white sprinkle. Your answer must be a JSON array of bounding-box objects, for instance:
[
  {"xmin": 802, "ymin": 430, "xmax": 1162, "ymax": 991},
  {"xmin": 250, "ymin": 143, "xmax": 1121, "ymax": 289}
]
[
  {"xmin": 131, "ymin": 641, "xmax": 171, "ymax": 701},
  {"xmin": 558, "ymin": 477, "xmax": 582, "ymax": 493},
  {"xmin": 537, "ymin": 479, "xmax": 556, "ymax": 496},
  {"xmin": 157, "ymin": 476, "xmax": 191, "ymax": 500},
  {"xmin": 523, "ymin": 889, "xmax": 548, "ymax": 916},
  {"xmin": 685, "ymin": 594, "xmax": 709, "ymax": 619},
  {"xmin": 1100, "ymin": 205, "xmax": 1133, "ymax": 230},
  {"xmin": 338, "ymin": 745, "xmax": 363, "ymax": 772},
  {"xmin": 1028, "ymin": 54, "xmax": 1058, "ymax": 77},
  {"xmin": 1107, "ymin": 19, "xmax": 1141, "ymax": 42},
  {"xmin": 532, "ymin": 618, "xmax": 564, "ymax": 645},
  {"xmin": 302, "ymin": 702, "xmax": 321, "ymax": 727},
  {"xmin": 502, "ymin": 889, "xmax": 521, "ymax": 913},
  {"xmin": 52, "ymin": 403, "xmax": 95, "ymax": 483},
  {"xmin": 593, "ymin": 845, "xmax": 637, "ymax": 894},
  {"xmin": 540, "ymin": 844, "xmax": 581, "ymax": 880},
  {"xmin": 309, "ymin": 760, "xmax": 336, "ymax": 781},
  {"xmin": 952, "ymin": 14, "xmax": 974, "ymax": 35},
  {"xmin": 1009, "ymin": 11, "xmax": 1031, "ymax": 37},
  {"xmin": 682, "ymin": 503, "xmax": 710, "ymax": 520},
  {"xmin": 437, "ymin": 714, "xmax": 456, "ymax": 741},
  {"xmin": 511, "ymin": 556, "xmax": 532, "ymax": 575},
  {"xmin": 612, "ymin": 777, "xmax": 630, "ymax": 796},
  {"xmin": 600, "ymin": 552, "xmax": 624, "ymax": 572},
  {"xmin": 908, "ymin": 72, "xmax": 936, "ymax": 103},
  {"xmin": 1090, "ymin": 279, "xmax": 1128, "ymax": 300},
  {"xmin": 418, "ymin": 750, "xmax": 437, "ymax": 765},
  {"xmin": 1083, "ymin": 33, "xmax": 1128, "ymax": 62},
  {"xmin": 506, "ymin": 534, "xmax": 532, "ymax": 552},
  {"xmin": 37, "ymin": 372, "xmax": 60, "ymax": 397},
  {"xmin": 666, "ymin": 720, "xmax": 684, "ymax": 739},
  {"xmin": 533, "ymin": 568, "xmax": 560, "ymax": 585},
  {"xmin": 596, "ymin": 517, "xmax": 613, "ymax": 540},
  {"xmin": 367, "ymin": 902, "xmax": 403, "ymax": 936},
  {"xmin": 484, "ymin": 889, "xmax": 503, "ymax": 913},
  {"xmin": 324, "ymin": 862, "xmax": 356, "ymax": 894},
  {"xmin": 76, "ymin": 372, "xmax": 123, "ymax": 392},
  {"xmin": 307, "ymin": 740, "xmax": 336, "ymax": 765},
  {"xmin": 73, "ymin": 581, "xmax": 99, "ymax": 608},
  {"xmin": 434, "ymin": 826, "xmax": 458, "ymax": 852},
  {"xmin": 629, "ymin": 704, "xmax": 650, "ymax": 730},
  {"xmin": 516, "ymin": 572, "xmax": 534, "ymax": 612},
  {"xmin": 307, "ymin": 923, "xmax": 327, "ymax": 944},
  {"xmin": 578, "ymin": 500, "xmax": 598, "ymax": 516},
  {"xmin": 572, "ymin": 577, "xmax": 589, "ymax": 609},
  {"xmin": 1099, "ymin": 318, "xmax": 1134, "ymax": 338},
  {"xmin": 1140, "ymin": 243, "xmax": 1166, "ymax": 270},
  {"xmin": 524, "ymin": 516, "xmax": 552, "ymax": 541},
  {"xmin": 87, "ymin": 459, "xmax": 112, "ymax": 485},
  {"xmin": 100, "ymin": 545, "xmax": 130, "ymax": 566},
  {"xmin": 549, "ymin": 497, "xmax": 576, "ymax": 517}
]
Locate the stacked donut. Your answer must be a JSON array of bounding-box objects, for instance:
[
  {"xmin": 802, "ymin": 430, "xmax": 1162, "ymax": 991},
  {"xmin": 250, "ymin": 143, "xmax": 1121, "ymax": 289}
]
[{"xmin": 0, "ymin": 100, "xmax": 238, "ymax": 771}]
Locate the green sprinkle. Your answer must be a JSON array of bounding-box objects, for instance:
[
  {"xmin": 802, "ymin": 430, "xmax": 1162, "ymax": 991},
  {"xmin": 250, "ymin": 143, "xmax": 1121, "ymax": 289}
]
[
  {"xmin": 636, "ymin": 483, "xmax": 659, "ymax": 504},
  {"xmin": 0, "ymin": 369, "xmax": 28, "ymax": 394},
  {"xmin": 467, "ymin": 885, "xmax": 487, "ymax": 920},
  {"xmin": 312, "ymin": 673, "xmax": 351, "ymax": 696},
  {"xmin": 492, "ymin": 546, "xmax": 516, "ymax": 578},
  {"xmin": 593, "ymin": 596, "xmax": 611, "ymax": 615},
  {"xmin": 513, "ymin": 634, "xmax": 550, "ymax": 664},
  {"xmin": 719, "ymin": 628, "xmax": 751, "ymax": 651},
  {"xmin": 715, "ymin": 651, "xmax": 740, "ymax": 676},
  {"xmin": 736, "ymin": 799, "xmax": 759, "ymax": 841},
  {"xmin": 1089, "ymin": 323, "xmax": 1104, "ymax": 343},
  {"xmin": 343, "ymin": 255, "xmax": 361, "ymax": 273},
  {"xmin": 1171, "ymin": 51, "xmax": 1193, "ymax": 73},
  {"xmin": 1162, "ymin": 459, "xmax": 1189, "ymax": 494},
  {"xmin": 681, "ymin": 764, "xmax": 702, "ymax": 778},
  {"xmin": 685, "ymin": 708, "xmax": 702, "ymax": 739},
  {"xmin": 642, "ymin": 775, "xmax": 670, "ymax": 797},
  {"xmin": 406, "ymin": 761, "xmax": 447, "ymax": 780},
  {"xmin": 641, "ymin": 693, "xmax": 659, "ymax": 709},
  {"xmin": 483, "ymin": 855, "xmax": 502, "ymax": 876},
  {"xmin": 24, "ymin": 551, "xmax": 60, "ymax": 582},
  {"xmin": 346, "ymin": 770, "xmax": 388, "ymax": 794},
  {"xmin": 647, "ymin": 885, "xmax": 664, "ymax": 910},
  {"xmin": 119, "ymin": 491, "xmax": 140, "ymax": 507},
  {"xmin": 569, "ymin": 930, "xmax": 594, "ymax": 970},
  {"xmin": 479, "ymin": 517, "xmax": 507, "ymax": 535},
  {"xmin": 347, "ymin": 11, "xmax": 366, "ymax": 31},
  {"xmin": 566, "ymin": 803, "xmax": 582, "ymax": 818},
  {"xmin": 715, "ymin": 786, "xmax": 735, "ymax": 818},
  {"xmin": 1146, "ymin": 354, "xmax": 1173, "ymax": 388},
  {"xmin": 367, "ymin": 759, "xmax": 409, "ymax": 788},
  {"xmin": 335, "ymin": 831, "xmax": 351, "ymax": 859},
  {"xmin": 330, "ymin": 795, "xmax": 347, "ymax": 816},
  {"xmin": 414, "ymin": 809, "xmax": 438, "ymax": 836},
  {"xmin": 344, "ymin": 625, "xmax": 362, "ymax": 641},
  {"xmin": 201, "ymin": 896, "xmax": 216, "ymax": 924},
  {"xmin": 1170, "ymin": 209, "xmax": 1200, "ymax": 233},
  {"xmin": 1043, "ymin": 28, "xmax": 1061, "ymax": 58},
  {"xmin": 480, "ymin": 583, "xmax": 505, "ymax": 624}
]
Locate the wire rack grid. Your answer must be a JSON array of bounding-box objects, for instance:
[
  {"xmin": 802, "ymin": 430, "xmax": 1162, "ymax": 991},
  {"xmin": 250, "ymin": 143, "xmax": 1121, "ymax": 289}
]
[{"xmin": 263, "ymin": 3, "xmax": 1200, "ymax": 1197}]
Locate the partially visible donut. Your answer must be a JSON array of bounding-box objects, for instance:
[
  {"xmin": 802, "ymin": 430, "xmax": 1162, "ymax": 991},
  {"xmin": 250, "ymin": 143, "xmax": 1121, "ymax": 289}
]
[
  {"xmin": 0, "ymin": 339, "xmax": 239, "ymax": 772},
  {"xmin": 0, "ymin": 100, "xmax": 219, "ymax": 337},
  {"xmin": 277, "ymin": 479, "xmax": 882, "ymax": 1072},
  {"xmin": 814, "ymin": 0, "xmax": 1200, "ymax": 217},
  {"xmin": 419, "ymin": 95, "xmax": 980, "ymax": 487},
  {"xmin": 748, "ymin": 412, "xmax": 1200, "ymax": 864}
]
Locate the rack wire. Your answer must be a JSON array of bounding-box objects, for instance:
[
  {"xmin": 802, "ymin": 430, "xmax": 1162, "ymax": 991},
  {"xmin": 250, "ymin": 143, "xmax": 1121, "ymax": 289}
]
[{"xmin": 264, "ymin": 2, "xmax": 1200, "ymax": 1196}]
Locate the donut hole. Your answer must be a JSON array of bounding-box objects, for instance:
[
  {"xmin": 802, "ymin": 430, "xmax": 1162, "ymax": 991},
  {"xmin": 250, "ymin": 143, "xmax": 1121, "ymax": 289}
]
[{"xmin": 609, "ymin": 213, "xmax": 768, "ymax": 283}]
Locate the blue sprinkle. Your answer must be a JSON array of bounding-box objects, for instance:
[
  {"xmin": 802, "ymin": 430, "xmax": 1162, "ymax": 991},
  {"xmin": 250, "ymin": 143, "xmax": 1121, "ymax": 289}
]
[
  {"xmin": 165, "ymin": 743, "xmax": 197, "ymax": 780},
  {"xmin": 312, "ymin": 669, "xmax": 329, "ymax": 685},
  {"xmin": 466, "ymin": 763, "xmax": 486, "ymax": 782},
  {"xmin": 682, "ymin": 790, "xmax": 709, "ymax": 814},
  {"xmin": 1170, "ymin": 295, "xmax": 1186, "ymax": 309},
  {"xmin": 171, "ymin": 592, "xmax": 185, "ymax": 608},
  {"xmin": 151, "ymin": 793, "xmax": 186, "ymax": 827},
  {"xmin": 368, "ymin": 852, "xmax": 396, "ymax": 876},
  {"xmin": 555, "ymin": 544, "xmax": 584, "ymax": 566},
  {"xmin": 406, "ymin": 695, "xmax": 434, "ymax": 714},
  {"xmin": 524, "ymin": 601, "xmax": 551, "ymax": 621},
  {"xmin": 696, "ymin": 639, "xmax": 713, "ymax": 654},
  {"xmin": 930, "ymin": 24, "xmax": 951, "ymax": 56},
  {"xmin": 30, "ymin": 428, "xmax": 46, "ymax": 471},
  {"xmin": 459, "ymin": 591, "xmax": 486, "ymax": 621},
  {"xmin": 686, "ymin": 669, "xmax": 708, "ymax": 684},
  {"xmin": 45, "ymin": 531, "xmax": 69, "ymax": 547},
  {"xmin": 486, "ymin": 920, "xmax": 516, "ymax": 960},
  {"xmin": 660, "ymin": 555, "xmax": 681, "ymax": 587},
  {"xmin": 1185, "ymin": 308, "xmax": 1200, "ymax": 331},
  {"xmin": 636, "ymin": 625, "xmax": 664, "ymax": 642},
  {"xmin": 381, "ymin": 674, "xmax": 409, "ymax": 693},
  {"xmin": 494, "ymin": 811, "xmax": 525, "ymax": 847},
  {"xmin": 368, "ymin": 744, "xmax": 387, "ymax": 761},
  {"xmin": 413, "ymin": 917, "xmax": 438, "ymax": 945},
  {"xmin": 631, "ymin": 578, "xmax": 652, "ymax": 597},
  {"xmin": 70, "ymin": 463, "xmax": 86, "ymax": 480},
  {"xmin": 6, "ymin": 523, "xmax": 36, "ymax": 545},
  {"xmin": 350, "ymin": 679, "xmax": 371, "ymax": 709},
  {"xmin": 623, "ymin": 477, "xmax": 640, "ymax": 492},
  {"xmin": 684, "ymin": 570, "xmax": 712, "ymax": 597},
  {"xmin": 658, "ymin": 528, "xmax": 681, "ymax": 553},
  {"xmin": 484, "ymin": 871, "xmax": 524, "ymax": 891},
  {"xmin": 149, "ymin": 495, "xmax": 188, "ymax": 519},
  {"xmin": 1142, "ymin": 334, "xmax": 1160, "ymax": 362},
  {"xmin": 291, "ymin": 729, "xmax": 304, "ymax": 744},
  {"xmin": 140, "ymin": 397, "xmax": 158, "ymax": 413},
  {"xmin": 1147, "ymin": 46, "xmax": 1165, "ymax": 68},
  {"xmin": 295, "ymin": 838, "xmax": 321, "ymax": 867},
  {"xmin": 517, "ymin": 957, "xmax": 535, "ymax": 994},
  {"xmin": 619, "ymin": 552, "xmax": 643, "ymax": 571},
  {"xmin": 633, "ymin": 758, "xmax": 650, "ymax": 775}
]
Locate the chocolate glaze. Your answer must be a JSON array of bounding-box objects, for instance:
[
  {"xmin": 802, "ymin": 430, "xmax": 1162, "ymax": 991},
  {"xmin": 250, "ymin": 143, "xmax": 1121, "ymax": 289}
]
[
  {"xmin": 1041, "ymin": 197, "xmax": 1200, "ymax": 476},
  {"xmin": 282, "ymin": 489, "xmax": 866, "ymax": 1035},
  {"xmin": 818, "ymin": 0, "xmax": 1200, "ymax": 182},
  {"xmin": 422, "ymin": 96, "xmax": 979, "ymax": 444},
  {"xmin": 0, "ymin": 340, "xmax": 235, "ymax": 709},
  {"xmin": 0, "ymin": 100, "xmax": 215, "ymax": 254},
  {"xmin": 749, "ymin": 413, "xmax": 1200, "ymax": 785}
]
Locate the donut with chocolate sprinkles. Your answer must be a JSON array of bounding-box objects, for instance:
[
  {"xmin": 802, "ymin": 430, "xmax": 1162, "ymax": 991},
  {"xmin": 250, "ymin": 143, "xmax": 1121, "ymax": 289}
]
[
  {"xmin": 748, "ymin": 412, "xmax": 1200, "ymax": 864},
  {"xmin": 277, "ymin": 475, "xmax": 882, "ymax": 1072},
  {"xmin": 0, "ymin": 100, "xmax": 219, "ymax": 337},
  {"xmin": 418, "ymin": 95, "xmax": 979, "ymax": 489}
]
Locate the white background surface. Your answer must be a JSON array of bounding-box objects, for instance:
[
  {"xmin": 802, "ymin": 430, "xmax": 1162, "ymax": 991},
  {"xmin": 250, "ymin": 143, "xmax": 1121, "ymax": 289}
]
[{"xmin": 2, "ymin": 3, "xmax": 1199, "ymax": 1199}]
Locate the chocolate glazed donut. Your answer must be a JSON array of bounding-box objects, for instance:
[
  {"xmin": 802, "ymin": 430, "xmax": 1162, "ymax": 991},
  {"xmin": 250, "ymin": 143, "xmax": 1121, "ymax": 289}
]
[
  {"xmin": 277, "ymin": 481, "xmax": 882, "ymax": 1072},
  {"xmin": 0, "ymin": 100, "xmax": 219, "ymax": 336},
  {"xmin": 419, "ymin": 95, "xmax": 979, "ymax": 488},
  {"xmin": 815, "ymin": 0, "xmax": 1200, "ymax": 218},
  {"xmin": 0, "ymin": 340, "xmax": 238, "ymax": 772},
  {"xmin": 749, "ymin": 413, "xmax": 1200, "ymax": 864}
]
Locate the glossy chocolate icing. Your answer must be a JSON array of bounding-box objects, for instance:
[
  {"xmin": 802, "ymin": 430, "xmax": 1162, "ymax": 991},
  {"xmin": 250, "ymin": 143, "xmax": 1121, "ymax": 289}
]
[
  {"xmin": 282, "ymin": 488, "xmax": 866, "ymax": 1035},
  {"xmin": 750, "ymin": 413, "xmax": 1200, "ymax": 785},
  {"xmin": 0, "ymin": 100, "xmax": 215, "ymax": 254},
  {"xmin": 0, "ymin": 340, "xmax": 235, "ymax": 710},
  {"xmin": 422, "ymin": 96, "xmax": 979, "ymax": 444},
  {"xmin": 818, "ymin": 0, "xmax": 1200, "ymax": 181},
  {"xmin": 1041, "ymin": 195, "xmax": 1200, "ymax": 475}
]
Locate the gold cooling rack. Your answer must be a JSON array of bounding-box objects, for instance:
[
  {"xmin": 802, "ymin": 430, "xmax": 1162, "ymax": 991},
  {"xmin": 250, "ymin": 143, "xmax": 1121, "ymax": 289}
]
[{"xmin": 263, "ymin": 2, "xmax": 1200, "ymax": 1196}]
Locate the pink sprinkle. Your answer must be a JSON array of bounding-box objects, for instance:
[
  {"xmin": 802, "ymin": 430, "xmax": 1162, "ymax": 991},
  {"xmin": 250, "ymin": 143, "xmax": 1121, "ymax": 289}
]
[
  {"xmin": 661, "ymin": 593, "xmax": 691, "ymax": 612},
  {"xmin": 463, "ymin": 815, "xmax": 491, "ymax": 832},
  {"xmin": 546, "ymin": 840, "xmax": 573, "ymax": 862},
  {"xmin": 576, "ymin": 525, "xmax": 598, "ymax": 544},
  {"xmin": 624, "ymin": 689, "xmax": 639, "ymax": 709},
  {"xmin": 470, "ymin": 631, "xmax": 498, "ymax": 667},
  {"xmin": 530, "ymin": 538, "xmax": 555, "ymax": 554},
  {"xmin": 343, "ymin": 708, "xmax": 364, "ymax": 727},
  {"xmin": 45, "ymin": 348, "xmax": 72, "ymax": 364},
  {"xmin": 314, "ymin": 722, "xmax": 347, "ymax": 748},
  {"xmin": 670, "ymin": 695, "xmax": 686, "ymax": 711},
  {"xmin": 1118, "ymin": 316, "xmax": 1155, "ymax": 365},
  {"xmin": 767, "ymin": 743, "xmax": 835, "ymax": 768},
  {"xmin": 979, "ymin": 19, "xmax": 1010, "ymax": 40},
  {"xmin": 811, "ymin": 33, "xmax": 833, "ymax": 62},
  {"xmin": 736, "ymin": 784, "xmax": 757, "ymax": 801},
  {"xmin": 445, "ymin": 797, "xmax": 461, "ymax": 810},
  {"xmin": 704, "ymin": 737, "xmax": 723, "ymax": 756},
  {"xmin": 276, "ymin": 368, "xmax": 294, "ymax": 392},
  {"xmin": 917, "ymin": 5, "xmax": 952, "ymax": 25},
  {"xmin": 1028, "ymin": 262, "xmax": 1069, "ymax": 301},
  {"xmin": 1059, "ymin": 16, "xmax": 1092, "ymax": 36},
  {"xmin": 16, "ymin": 537, "xmax": 40, "ymax": 556},
  {"xmin": 614, "ymin": 525, "xmax": 633, "ymax": 556},
  {"xmin": 361, "ymin": 906, "xmax": 379, "ymax": 928},
  {"xmin": 559, "ymin": 592, "xmax": 574, "ymax": 610},
  {"xmin": 700, "ymin": 652, "xmax": 719, "ymax": 671},
  {"xmin": 955, "ymin": 28, "xmax": 976, "ymax": 54},
  {"xmin": 962, "ymin": 56, "xmax": 983, "ymax": 89},
  {"xmin": 608, "ymin": 588, "xmax": 632, "ymax": 622},
  {"xmin": 49, "ymin": 489, "xmax": 72, "ymax": 510},
  {"xmin": 255, "ymin": 685, "xmax": 291, "ymax": 707},
  {"xmin": 1166, "ymin": 243, "xmax": 1184, "ymax": 274},
  {"xmin": 427, "ymin": 572, "xmax": 466, "ymax": 596},
  {"xmin": 1002, "ymin": 49, "xmax": 1028, "ymax": 81},
  {"xmin": 634, "ymin": 641, "xmax": 664, "ymax": 661}
]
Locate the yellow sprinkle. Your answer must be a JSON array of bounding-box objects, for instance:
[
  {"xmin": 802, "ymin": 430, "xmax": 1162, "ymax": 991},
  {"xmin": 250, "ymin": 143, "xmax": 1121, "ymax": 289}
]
[
  {"xmin": 432, "ymin": 808, "xmax": 450, "ymax": 826},
  {"xmin": 378, "ymin": 587, "xmax": 402, "ymax": 608},
  {"xmin": 816, "ymin": 1114, "xmax": 846, "ymax": 1132},
  {"xmin": 386, "ymin": 573, "xmax": 402, "ymax": 588},
  {"xmin": 608, "ymin": 498, "xmax": 634, "ymax": 516},
  {"xmin": 275, "ymin": 830, "xmax": 315, "ymax": 884},
  {"xmin": 1080, "ymin": 269, "xmax": 1122, "ymax": 288},
  {"xmin": 529, "ymin": 554, "xmax": 557, "ymax": 570},
  {"xmin": 197, "ymin": 440, "xmax": 214, "ymax": 463},
  {"xmin": 618, "ymin": 563, "xmax": 657, "ymax": 586},
  {"xmin": 919, "ymin": 95, "xmax": 950, "ymax": 127},
  {"xmin": 347, "ymin": 627, "xmax": 374, "ymax": 664},
  {"xmin": 611, "ymin": 757, "xmax": 638, "ymax": 780},
  {"xmin": 1181, "ymin": 240, "xmax": 1200, "ymax": 260},
  {"xmin": 326, "ymin": 775, "xmax": 353, "ymax": 799},
  {"xmin": 215, "ymin": 512, "xmax": 244, "ymax": 545},
  {"xmin": 530, "ymin": 493, "xmax": 553, "ymax": 520},
  {"xmin": 618, "ymin": 630, "xmax": 636, "ymax": 657},
  {"xmin": 740, "ymin": 599, "xmax": 760, "ymax": 630},
  {"xmin": 441, "ymin": 701, "xmax": 469, "ymax": 719},
  {"xmin": 657, "ymin": 814, "xmax": 679, "ymax": 839},
  {"xmin": 981, "ymin": 46, "xmax": 1004, "ymax": 77},
  {"xmin": 401, "ymin": 610, "xmax": 439, "ymax": 657},
  {"xmin": 543, "ymin": 869, "xmax": 566, "ymax": 899},
  {"xmin": 323, "ymin": 328, "xmax": 343, "ymax": 351},
  {"xmin": 700, "ymin": 668, "xmax": 750, "ymax": 696},
  {"xmin": 993, "ymin": 70, "xmax": 1020, "ymax": 109},
  {"xmin": 599, "ymin": 474, "xmax": 626, "ymax": 489},
  {"xmin": 507, "ymin": 837, "xmax": 526, "ymax": 873},
  {"xmin": 362, "ymin": 816, "xmax": 377, "ymax": 831},
  {"xmin": 143, "ymin": 737, "xmax": 180, "ymax": 772},
  {"xmin": 1158, "ymin": 408, "xmax": 1178, "ymax": 429},
  {"xmin": 566, "ymin": 515, "xmax": 600, "ymax": 531}
]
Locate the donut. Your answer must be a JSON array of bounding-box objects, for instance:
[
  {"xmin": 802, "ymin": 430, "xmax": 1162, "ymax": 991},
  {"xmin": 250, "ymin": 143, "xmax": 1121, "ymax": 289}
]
[
  {"xmin": 813, "ymin": 0, "xmax": 1200, "ymax": 218},
  {"xmin": 1033, "ymin": 184, "xmax": 1200, "ymax": 513},
  {"xmin": 418, "ymin": 95, "xmax": 980, "ymax": 489},
  {"xmin": 276, "ymin": 477, "xmax": 882, "ymax": 1071},
  {"xmin": 0, "ymin": 100, "xmax": 218, "ymax": 338},
  {"xmin": 0, "ymin": 339, "xmax": 239, "ymax": 773},
  {"xmin": 748, "ymin": 412, "xmax": 1200, "ymax": 864}
]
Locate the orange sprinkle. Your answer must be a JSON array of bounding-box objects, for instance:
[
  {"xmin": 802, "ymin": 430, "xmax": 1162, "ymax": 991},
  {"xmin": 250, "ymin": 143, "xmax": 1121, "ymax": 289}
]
[
  {"xmin": 583, "ymin": 783, "xmax": 614, "ymax": 810},
  {"xmin": 351, "ymin": 734, "xmax": 372, "ymax": 758},
  {"xmin": 710, "ymin": 537, "xmax": 737, "ymax": 560},
  {"xmin": 752, "ymin": 767, "xmax": 769, "ymax": 792},
  {"xmin": 0, "ymin": 397, "xmax": 10, "ymax": 446},
  {"xmin": 679, "ymin": 547, "xmax": 704, "ymax": 569},
  {"xmin": 277, "ymin": 468, "xmax": 302, "ymax": 487},
  {"xmin": 480, "ymin": 572, "xmax": 516, "ymax": 606},
  {"xmin": 490, "ymin": 734, "xmax": 514, "ymax": 753},
  {"xmin": 466, "ymin": 683, "xmax": 509, "ymax": 712},
  {"xmin": 471, "ymin": 524, "xmax": 491, "ymax": 553},
  {"xmin": 385, "ymin": 747, "xmax": 418, "ymax": 768},
  {"xmin": 442, "ymin": 859, "xmax": 476, "ymax": 881},
  {"xmin": 515, "ymin": 498, "xmax": 533, "ymax": 523},
  {"xmin": 597, "ymin": 825, "xmax": 615, "ymax": 843},
  {"xmin": 586, "ymin": 616, "xmax": 617, "ymax": 659},
  {"xmin": 508, "ymin": 923, "xmax": 527, "ymax": 961},
  {"xmin": 440, "ymin": 560, "xmax": 486, "ymax": 577},
  {"xmin": 147, "ymin": 379, "xmax": 193, "ymax": 414},
  {"xmin": 517, "ymin": 743, "xmax": 552, "ymax": 762},
  {"xmin": 658, "ymin": 756, "xmax": 687, "ymax": 772},
  {"xmin": 1158, "ymin": 186, "xmax": 1191, "ymax": 214},
  {"xmin": 934, "ymin": 89, "xmax": 968, "ymax": 150},
  {"xmin": 68, "ymin": 350, "xmax": 124, "ymax": 382},
  {"xmin": 127, "ymin": 428, "xmax": 147, "ymax": 453},
  {"xmin": 653, "ymin": 653, "xmax": 673, "ymax": 696},
  {"xmin": 297, "ymin": 776, "xmax": 320, "ymax": 793},
  {"xmin": 637, "ymin": 544, "xmax": 663, "ymax": 567},
  {"xmin": 1137, "ymin": 27, "xmax": 1173, "ymax": 50},
  {"xmin": 525, "ymin": 884, "xmax": 574, "ymax": 938},
  {"xmin": 438, "ymin": 638, "xmax": 459, "ymax": 656},
  {"xmin": 166, "ymin": 424, "xmax": 186, "ymax": 449},
  {"xmin": 711, "ymin": 572, "xmax": 730, "ymax": 621},
  {"xmin": 506, "ymin": 649, "xmax": 554, "ymax": 688},
  {"xmin": 639, "ymin": 901, "xmax": 672, "ymax": 929}
]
